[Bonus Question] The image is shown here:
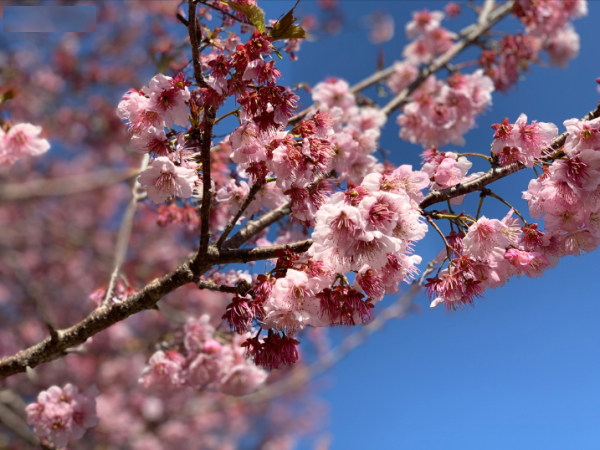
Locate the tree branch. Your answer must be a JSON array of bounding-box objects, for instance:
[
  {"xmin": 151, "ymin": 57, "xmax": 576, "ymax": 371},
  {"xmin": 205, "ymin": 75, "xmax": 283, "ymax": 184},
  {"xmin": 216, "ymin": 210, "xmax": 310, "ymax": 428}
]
[
  {"xmin": 188, "ymin": 0, "xmax": 208, "ymax": 88},
  {"xmin": 289, "ymin": 1, "xmax": 513, "ymax": 125},
  {"xmin": 222, "ymin": 201, "xmax": 292, "ymax": 250},
  {"xmin": 420, "ymin": 102, "xmax": 600, "ymax": 210},
  {"xmin": 0, "ymin": 260, "xmax": 201, "ymax": 380},
  {"xmin": 102, "ymin": 154, "xmax": 149, "ymax": 306},
  {"xmin": 216, "ymin": 180, "xmax": 264, "ymax": 249},
  {"xmin": 214, "ymin": 239, "xmax": 312, "ymax": 264},
  {"xmin": 0, "ymin": 168, "xmax": 137, "ymax": 203},
  {"xmin": 4, "ymin": 102, "xmax": 597, "ymax": 381},
  {"xmin": 381, "ymin": 0, "xmax": 513, "ymax": 116}
]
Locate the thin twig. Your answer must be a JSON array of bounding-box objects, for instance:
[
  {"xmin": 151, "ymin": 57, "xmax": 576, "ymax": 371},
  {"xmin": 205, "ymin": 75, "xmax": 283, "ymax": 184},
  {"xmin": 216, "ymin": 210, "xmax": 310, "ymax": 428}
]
[
  {"xmin": 426, "ymin": 216, "xmax": 455, "ymax": 268},
  {"xmin": 483, "ymin": 188, "xmax": 528, "ymax": 225},
  {"xmin": 222, "ymin": 201, "xmax": 291, "ymax": 250},
  {"xmin": 197, "ymin": 280, "xmax": 238, "ymax": 294},
  {"xmin": 216, "ymin": 181, "xmax": 264, "ymax": 248},
  {"xmin": 102, "ymin": 154, "xmax": 149, "ymax": 307},
  {"xmin": 0, "ymin": 168, "xmax": 137, "ymax": 202},
  {"xmin": 214, "ymin": 239, "xmax": 312, "ymax": 265}
]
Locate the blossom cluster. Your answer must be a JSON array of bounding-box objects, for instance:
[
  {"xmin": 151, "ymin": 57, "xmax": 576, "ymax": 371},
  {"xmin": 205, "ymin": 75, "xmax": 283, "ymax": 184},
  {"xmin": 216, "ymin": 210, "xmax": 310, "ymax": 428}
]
[
  {"xmin": 403, "ymin": 9, "xmax": 456, "ymax": 65},
  {"xmin": 426, "ymin": 211, "xmax": 551, "ymax": 309},
  {"xmin": 395, "ymin": 70, "xmax": 495, "ymax": 148},
  {"xmin": 311, "ymin": 78, "xmax": 387, "ymax": 183},
  {"xmin": 523, "ymin": 116, "xmax": 600, "ymax": 257},
  {"xmin": 219, "ymin": 163, "xmax": 430, "ymax": 369},
  {"xmin": 491, "ymin": 113, "xmax": 558, "ymax": 167},
  {"xmin": 425, "ymin": 113, "xmax": 600, "ymax": 310},
  {"xmin": 227, "ymin": 77, "xmax": 390, "ymax": 227},
  {"xmin": 117, "ymin": 73, "xmax": 200, "ymax": 204},
  {"xmin": 139, "ymin": 314, "xmax": 267, "ymax": 396},
  {"xmin": 421, "ymin": 148, "xmax": 472, "ymax": 191},
  {"xmin": 26, "ymin": 384, "xmax": 99, "ymax": 448},
  {"xmin": 0, "ymin": 123, "xmax": 50, "ymax": 165},
  {"xmin": 482, "ymin": 0, "xmax": 586, "ymax": 90}
]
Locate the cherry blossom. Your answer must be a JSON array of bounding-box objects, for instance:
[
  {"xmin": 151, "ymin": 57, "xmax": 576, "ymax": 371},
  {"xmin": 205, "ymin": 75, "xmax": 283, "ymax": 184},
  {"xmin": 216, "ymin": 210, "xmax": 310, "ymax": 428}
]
[
  {"xmin": 26, "ymin": 384, "xmax": 99, "ymax": 448},
  {"xmin": 0, "ymin": 123, "xmax": 50, "ymax": 165},
  {"xmin": 138, "ymin": 156, "xmax": 198, "ymax": 204}
]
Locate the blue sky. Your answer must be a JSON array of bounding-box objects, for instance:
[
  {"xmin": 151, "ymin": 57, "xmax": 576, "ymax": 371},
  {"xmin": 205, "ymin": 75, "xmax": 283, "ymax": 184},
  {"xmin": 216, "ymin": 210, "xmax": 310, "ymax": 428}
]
[{"xmin": 256, "ymin": 1, "xmax": 600, "ymax": 449}]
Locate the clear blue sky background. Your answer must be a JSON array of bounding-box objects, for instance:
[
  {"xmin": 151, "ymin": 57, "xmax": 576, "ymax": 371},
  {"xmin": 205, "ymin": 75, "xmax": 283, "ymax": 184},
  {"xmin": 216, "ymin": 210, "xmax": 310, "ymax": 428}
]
[{"xmin": 260, "ymin": 1, "xmax": 600, "ymax": 449}]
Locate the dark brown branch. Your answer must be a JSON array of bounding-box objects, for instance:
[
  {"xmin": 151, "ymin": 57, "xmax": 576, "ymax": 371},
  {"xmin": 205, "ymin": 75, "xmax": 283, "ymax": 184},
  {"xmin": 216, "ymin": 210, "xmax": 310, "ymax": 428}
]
[
  {"xmin": 0, "ymin": 260, "xmax": 202, "ymax": 379},
  {"xmin": 222, "ymin": 201, "xmax": 292, "ymax": 250},
  {"xmin": 194, "ymin": 105, "xmax": 216, "ymax": 266},
  {"xmin": 188, "ymin": 1, "xmax": 208, "ymax": 88},
  {"xmin": 214, "ymin": 239, "xmax": 312, "ymax": 264},
  {"xmin": 197, "ymin": 280, "xmax": 238, "ymax": 294},
  {"xmin": 216, "ymin": 181, "xmax": 264, "ymax": 248}
]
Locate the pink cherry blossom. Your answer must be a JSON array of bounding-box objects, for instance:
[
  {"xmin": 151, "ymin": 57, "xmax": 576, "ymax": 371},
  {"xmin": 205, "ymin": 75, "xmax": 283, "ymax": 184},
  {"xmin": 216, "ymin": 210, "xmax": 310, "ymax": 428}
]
[
  {"xmin": 138, "ymin": 156, "xmax": 198, "ymax": 204},
  {"xmin": 545, "ymin": 24, "xmax": 580, "ymax": 68},
  {"xmin": 0, "ymin": 123, "xmax": 50, "ymax": 165},
  {"xmin": 26, "ymin": 384, "xmax": 99, "ymax": 448},
  {"xmin": 405, "ymin": 9, "xmax": 445, "ymax": 39}
]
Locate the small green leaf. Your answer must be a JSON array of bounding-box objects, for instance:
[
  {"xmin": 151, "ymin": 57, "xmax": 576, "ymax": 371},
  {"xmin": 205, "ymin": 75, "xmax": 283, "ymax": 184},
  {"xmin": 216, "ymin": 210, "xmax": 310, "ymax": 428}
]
[
  {"xmin": 269, "ymin": 4, "xmax": 306, "ymax": 41},
  {"xmin": 224, "ymin": 1, "xmax": 266, "ymax": 33},
  {"xmin": 273, "ymin": 50, "xmax": 283, "ymax": 59}
]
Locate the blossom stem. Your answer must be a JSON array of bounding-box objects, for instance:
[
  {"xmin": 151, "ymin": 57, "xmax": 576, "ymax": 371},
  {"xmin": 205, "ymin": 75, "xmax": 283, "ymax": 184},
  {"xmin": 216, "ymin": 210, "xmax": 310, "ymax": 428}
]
[
  {"xmin": 102, "ymin": 154, "xmax": 149, "ymax": 307},
  {"xmin": 426, "ymin": 216, "xmax": 455, "ymax": 272},
  {"xmin": 457, "ymin": 152, "xmax": 492, "ymax": 162},
  {"xmin": 476, "ymin": 190, "xmax": 486, "ymax": 220},
  {"xmin": 481, "ymin": 188, "xmax": 529, "ymax": 225},
  {"xmin": 214, "ymin": 108, "xmax": 241, "ymax": 125}
]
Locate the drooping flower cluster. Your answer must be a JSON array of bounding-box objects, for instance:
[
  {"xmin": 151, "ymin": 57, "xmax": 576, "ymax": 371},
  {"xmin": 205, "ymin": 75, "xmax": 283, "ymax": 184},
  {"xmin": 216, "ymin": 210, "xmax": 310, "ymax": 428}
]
[
  {"xmin": 0, "ymin": 123, "xmax": 50, "ymax": 165},
  {"xmin": 426, "ymin": 211, "xmax": 552, "ymax": 309},
  {"xmin": 491, "ymin": 113, "xmax": 558, "ymax": 167},
  {"xmin": 26, "ymin": 384, "xmax": 99, "ymax": 449},
  {"xmin": 482, "ymin": 0, "xmax": 586, "ymax": 90},
  {"xmin": 117, "ymin": 73, "xmax": 191, "ymax": 144},
  {"xmin": 139, "ymin": 314, "xmax": 267, "ymax": 396},
  {"xmin": 118, "ymin": 73, "xmax": 200, "ymax": 204},
  {"xmin": 396, "ymin": 70, "xmax": 495, "ymax": 148},
  {"xmin": 427, "ymin": 113, "xmax": 600, "ymax": 310},
  {"xmin": 201, "ymin": 30, "xmax": 299, "ymax": 130},
  {"xmin": 311, "ymin": 78, "xmax": 387, "ymax": 183},
  {"xmin": 403, "ymin": 9, "xmax": 456, "ymax": 65},
  {"xmin": 522, "ymin": 116, "xmax": 600, "ymax": 257},
  {"xmin": 221, "ymin": 164, "xmax": 429, "ymax": 362}
]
